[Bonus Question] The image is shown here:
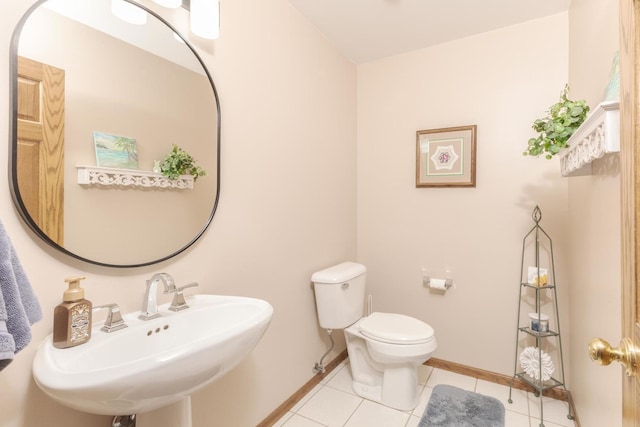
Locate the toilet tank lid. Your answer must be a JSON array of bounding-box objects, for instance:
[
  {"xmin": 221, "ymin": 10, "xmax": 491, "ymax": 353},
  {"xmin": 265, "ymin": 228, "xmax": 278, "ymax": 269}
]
[{"xmin": 311, "ymin": 262, "xmax": 366, "ymax": 284}]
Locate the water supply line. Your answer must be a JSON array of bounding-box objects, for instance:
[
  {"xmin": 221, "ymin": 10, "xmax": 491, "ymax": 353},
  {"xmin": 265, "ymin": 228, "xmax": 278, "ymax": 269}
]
[{"xmin": 313, "ymin": 329, "xmax": 334, "ymax": 374}]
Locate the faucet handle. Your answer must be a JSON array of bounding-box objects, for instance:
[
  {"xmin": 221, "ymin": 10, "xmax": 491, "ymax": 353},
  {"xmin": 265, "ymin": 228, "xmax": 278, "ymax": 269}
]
[
  {"xmin": 160, "ymin": 273, "xmax": 177, "ymax": 294},
  {"xmin": 93, "ymin": 303, "xmax": 128, "ymax": 333},
  {"xmin": 169, "ymin": 282, "xmax": 199, "ymax": 312}
]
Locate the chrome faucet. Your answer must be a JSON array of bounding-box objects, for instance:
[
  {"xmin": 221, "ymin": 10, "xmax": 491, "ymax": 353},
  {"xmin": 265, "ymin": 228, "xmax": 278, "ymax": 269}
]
[{"xmin": 139, "ymin": 273, "xmax": 178, "ymax": 320}]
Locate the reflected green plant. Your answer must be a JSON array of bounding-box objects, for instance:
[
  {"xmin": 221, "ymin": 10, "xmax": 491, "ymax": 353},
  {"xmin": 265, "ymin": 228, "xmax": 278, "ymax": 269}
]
[{"xmin": 161, "ymin": 145, "xmax": 207, "ymax": 181}]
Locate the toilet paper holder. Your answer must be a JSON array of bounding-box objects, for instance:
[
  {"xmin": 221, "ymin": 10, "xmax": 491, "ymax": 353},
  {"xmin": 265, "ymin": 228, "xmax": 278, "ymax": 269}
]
[{"xmin": 423, "ymin": 276, "xmax": 453, "ymax": 290}]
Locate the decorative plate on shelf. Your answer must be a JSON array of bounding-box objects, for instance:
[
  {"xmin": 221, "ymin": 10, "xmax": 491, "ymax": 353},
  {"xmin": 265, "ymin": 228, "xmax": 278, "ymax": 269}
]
[{"xmin": 520, "ymin": 346, "xmax": 555, "ymax": 381}]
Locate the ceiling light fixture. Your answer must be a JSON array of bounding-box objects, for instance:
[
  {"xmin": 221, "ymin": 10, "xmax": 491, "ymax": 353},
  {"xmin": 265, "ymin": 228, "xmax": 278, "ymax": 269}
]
[
  {"xmin": 152, "ymin": 0, "xmax": 182, "ymax": 8},
  {"xmin": 190, "ymin": 0, "xmax": 220, "ymax": 40},
  {"xmin": 111, "ymin": 0, "xmax": 147, "ymax": 25}
]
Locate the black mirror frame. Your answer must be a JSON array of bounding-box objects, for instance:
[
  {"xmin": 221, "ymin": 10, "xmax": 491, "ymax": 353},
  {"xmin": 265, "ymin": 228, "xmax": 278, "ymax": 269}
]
[{"xmin": 8, "ymin": 0, "xmax": 221, "ymax": 268}]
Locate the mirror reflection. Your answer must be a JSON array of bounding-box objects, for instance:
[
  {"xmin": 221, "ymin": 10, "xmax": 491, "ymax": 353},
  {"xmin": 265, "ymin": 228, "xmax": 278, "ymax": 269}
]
[{"xmin": 10, "ymin": 0, "xmax": 220, "ymax": 267}]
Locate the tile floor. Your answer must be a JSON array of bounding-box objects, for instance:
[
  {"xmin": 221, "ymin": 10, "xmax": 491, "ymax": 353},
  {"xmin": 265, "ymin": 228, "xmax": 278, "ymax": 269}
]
[{"xmin": 273, "ymin": 361, "xmax": 576, "ymax": 427}]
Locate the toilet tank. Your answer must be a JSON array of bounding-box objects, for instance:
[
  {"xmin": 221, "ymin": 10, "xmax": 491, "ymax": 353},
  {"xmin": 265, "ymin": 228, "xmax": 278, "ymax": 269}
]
[{"xmin": 311, "ymin": 262, "xmax": 366, "ymax": 329}]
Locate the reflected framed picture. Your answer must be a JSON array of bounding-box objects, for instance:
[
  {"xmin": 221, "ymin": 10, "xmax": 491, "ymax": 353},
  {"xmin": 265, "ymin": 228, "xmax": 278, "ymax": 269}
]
[
  {"xmin": 93, "ymin": 131, "xmax": 139, "ymax": 170},
  {"xmin": 415, "ymin": 125, "xmax": 477, "ymax": 187}
]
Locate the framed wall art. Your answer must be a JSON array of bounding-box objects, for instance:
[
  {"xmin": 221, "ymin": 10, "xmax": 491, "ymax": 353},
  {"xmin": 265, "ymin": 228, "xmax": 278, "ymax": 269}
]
[
  {"xmin": 415, "ymin": 125, "xmax": 477, "ymax": 187},
  {"xmin": 94, "ymin": 131, "xmax": 139, "ymax": 170}
]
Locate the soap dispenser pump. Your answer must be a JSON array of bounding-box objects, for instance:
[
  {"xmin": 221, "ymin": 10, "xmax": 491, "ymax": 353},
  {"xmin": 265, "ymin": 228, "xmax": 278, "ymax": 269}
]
[{"xmin": 53, "ymin": 276, "xmax": 92, "ymax": 349}]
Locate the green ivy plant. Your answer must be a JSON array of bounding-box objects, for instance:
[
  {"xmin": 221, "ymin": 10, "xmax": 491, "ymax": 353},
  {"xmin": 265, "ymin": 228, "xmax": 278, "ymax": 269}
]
[
  {"xmin": 523, "ymin": 85, "xmax": 590, "ymax": 159},
  {"xmin": 160, "ymin": 145, "xmax": 207, "ymax": 181}
]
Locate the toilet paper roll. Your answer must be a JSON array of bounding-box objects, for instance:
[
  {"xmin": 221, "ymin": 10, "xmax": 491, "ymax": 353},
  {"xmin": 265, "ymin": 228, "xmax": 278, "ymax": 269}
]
[{"xmin": 430, "ymin": 278, "xmax": 448, "ymax": 290}]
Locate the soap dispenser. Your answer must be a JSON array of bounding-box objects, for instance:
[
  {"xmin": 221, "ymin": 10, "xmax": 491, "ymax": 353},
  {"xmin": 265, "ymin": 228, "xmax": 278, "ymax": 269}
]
[{"xmin": 53, "ymin": 276, "xmax": 92, "ymax": 349}]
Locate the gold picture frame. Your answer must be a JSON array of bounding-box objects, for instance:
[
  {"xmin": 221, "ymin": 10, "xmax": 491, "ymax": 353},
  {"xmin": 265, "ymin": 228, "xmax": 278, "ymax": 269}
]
[{"xmin": 415, "ymin": 125, "xmax": 477, "ymax": 187}]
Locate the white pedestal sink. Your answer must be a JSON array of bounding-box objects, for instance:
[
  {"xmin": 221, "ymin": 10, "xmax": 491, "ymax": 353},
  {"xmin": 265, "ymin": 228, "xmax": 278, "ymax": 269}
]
[{"xmin": 32, "ymin": 294, "xmax": 273, "ymax": 416}]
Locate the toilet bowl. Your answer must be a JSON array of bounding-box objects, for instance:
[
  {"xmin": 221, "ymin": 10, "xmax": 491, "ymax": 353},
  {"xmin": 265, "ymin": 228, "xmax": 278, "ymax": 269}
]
[
  {"xmin": 311, "ymin": 262, "xmax": 437, "ymax": 411},
  {"xmin": 344, "ymin": 312, "xmax": 436, "ymax": 410}
]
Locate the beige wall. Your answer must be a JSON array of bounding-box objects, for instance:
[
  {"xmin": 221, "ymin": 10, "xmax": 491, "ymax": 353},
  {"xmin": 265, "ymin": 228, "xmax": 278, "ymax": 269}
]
[
  {"xmin": 0, "ymin": 0, "xmax": 356, "ymax": 426},
  {"xmin": 567, "ymin": 0, "xmax": 621, "ymax": 426},
  {"xmin": 357, "ymin": 13, "xmax": 570, "ymax": 377}
]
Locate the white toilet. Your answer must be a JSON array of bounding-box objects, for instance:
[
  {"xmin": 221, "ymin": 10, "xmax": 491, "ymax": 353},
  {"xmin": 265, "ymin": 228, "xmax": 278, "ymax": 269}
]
[{"xmin": 311, "ymin": 262, "xmax": 437, "ymax": 410}]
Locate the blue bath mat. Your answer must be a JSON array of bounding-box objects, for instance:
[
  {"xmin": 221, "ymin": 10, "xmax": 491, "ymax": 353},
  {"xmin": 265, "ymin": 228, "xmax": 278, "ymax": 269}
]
[{"xmin": 419, "ymin": 384, "xmax": 505, "ymax": 427}]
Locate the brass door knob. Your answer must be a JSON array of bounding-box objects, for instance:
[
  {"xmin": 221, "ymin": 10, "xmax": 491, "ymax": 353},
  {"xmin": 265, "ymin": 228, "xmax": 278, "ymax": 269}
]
[{"xmin": 588, "ymin": 337, "xmax": 639, "ymax": 377}]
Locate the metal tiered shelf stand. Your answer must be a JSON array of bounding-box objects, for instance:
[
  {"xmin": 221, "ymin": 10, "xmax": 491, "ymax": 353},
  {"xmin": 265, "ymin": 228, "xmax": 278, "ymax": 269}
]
[{"xmin": 508, "ymin": 206, "xmax": 573, "ymax": 427}]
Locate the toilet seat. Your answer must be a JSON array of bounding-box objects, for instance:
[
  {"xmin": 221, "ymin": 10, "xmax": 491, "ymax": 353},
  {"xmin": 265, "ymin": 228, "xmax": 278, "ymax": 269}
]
[{"xmin": 359, "ymin": 312, "xmax": 434, "ymax": 344}]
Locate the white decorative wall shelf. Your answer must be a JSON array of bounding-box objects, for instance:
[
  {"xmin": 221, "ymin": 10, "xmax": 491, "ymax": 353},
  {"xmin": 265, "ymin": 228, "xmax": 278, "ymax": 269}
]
[
  {"xmin": 76, "ymin": 166, "xmax": 194, "ymax": 189},
  {"xmin": 558, "ymin": 100, "xmax": 620, "ymax": 177}
]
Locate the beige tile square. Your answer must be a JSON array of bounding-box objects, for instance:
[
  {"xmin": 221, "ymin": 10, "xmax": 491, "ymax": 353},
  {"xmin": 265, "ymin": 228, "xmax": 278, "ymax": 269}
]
[
  {"xmin": 530, "ymin": 418, "xmax": 575, "ymax": 427},
  {"xmin": 411, "ymin": 385, "xmax": 433, "ymax": 418},
  {"xmin": 281, "ymin": 414, "xmax": 327, "ymax": 427},
  {"xmin": 297, "ymin": 386, "xmax": 362, "ymax": 427},
  {"xmin": 320, "ymin": 360, "xmax": 348, "ymax": 385},
  {"xmin": 272, "ymin": 411, "xmax": 294, "ymax": 427},
  {"xmin": 505, "ymin": 409, "xmax": 531, "ymax": 427},
  {"xmin": 344, "ymin": 399, "xmax": 409, "ymax": 427},
  {"xmin": 326, "ymin": 363, "xmax": 356, "ymax": 395},
  {"xmin": 528, "ymin": 395, "xmax": 574, "ymax": 426},
  {"xmin": 425, "ymin": 368, "xmax": 476, "ymax": 391},
  {"xmin": 405, "ymin": 415, "xmax": 422, "ymax": 427},
  {"xmin": 291, "ymin": 382, "xmax": 324, "ymax": 413},
  {"xmin": 475, "ymin": 380, "xmax": 529, "ymax": 415}
]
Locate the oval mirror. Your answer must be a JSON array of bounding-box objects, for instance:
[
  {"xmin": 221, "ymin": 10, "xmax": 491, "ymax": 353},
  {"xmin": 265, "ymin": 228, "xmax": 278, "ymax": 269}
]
[{"xmin": 9, "ymin": 0, "xmax": 220, "ymax": 267}]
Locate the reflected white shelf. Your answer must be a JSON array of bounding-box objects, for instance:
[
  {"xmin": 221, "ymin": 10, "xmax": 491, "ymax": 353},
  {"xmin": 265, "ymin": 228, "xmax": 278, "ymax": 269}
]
[
  {"xmin": 76, "ymin": 165, "xmax": 194, "ymax": 189},
  {"xmin": 558, "ymin": 100, "xmax": 620, "ymax": 177}
]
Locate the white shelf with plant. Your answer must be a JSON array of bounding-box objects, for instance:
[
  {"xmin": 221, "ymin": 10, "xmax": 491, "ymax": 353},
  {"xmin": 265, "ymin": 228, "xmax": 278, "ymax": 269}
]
[
  {"xmin": 76, "ymin": 144, "xmax": 206, "ymax": 190},
  {"xmin": 522, "ymin": 84, "xmax": 620, "ymax": 177},
  {"xmin": 557, "ymin": 100, "xmax": 619, "ymax": 176},
  {"xmin": 76, "ymin": 166, "xmax": 194, "ymax": 189}
]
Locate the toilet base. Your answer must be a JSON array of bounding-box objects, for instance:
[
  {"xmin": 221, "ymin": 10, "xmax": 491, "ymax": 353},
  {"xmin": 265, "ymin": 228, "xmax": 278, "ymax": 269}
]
[
  {"xmin": 351, "ymin": 381, "xmax": 382, "ymax": 405},
  {"xmin": 351, "ymin": 365, "xmax": 421, "ymax": 411}
]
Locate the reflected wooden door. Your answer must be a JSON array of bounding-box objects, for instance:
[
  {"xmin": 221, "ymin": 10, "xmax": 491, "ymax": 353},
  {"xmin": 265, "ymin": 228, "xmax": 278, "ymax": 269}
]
[{"xmin": 16, "ymin": 56, "xmax": 65, "ymax": 245}]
